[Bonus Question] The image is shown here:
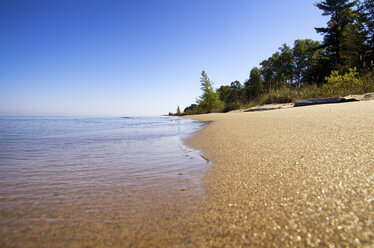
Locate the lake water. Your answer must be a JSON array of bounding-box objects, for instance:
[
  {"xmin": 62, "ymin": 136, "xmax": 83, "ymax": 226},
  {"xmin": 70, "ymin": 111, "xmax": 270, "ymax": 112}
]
[{"xmin": 0, "ymin": 116, "xmax": 209, "ymax": 247}]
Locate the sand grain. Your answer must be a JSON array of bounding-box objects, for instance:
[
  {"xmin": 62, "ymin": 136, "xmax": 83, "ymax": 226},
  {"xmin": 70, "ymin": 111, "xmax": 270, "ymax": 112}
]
[{"xmin": 185, "ymin": 100, "xmax": 374, "ymax": 247}]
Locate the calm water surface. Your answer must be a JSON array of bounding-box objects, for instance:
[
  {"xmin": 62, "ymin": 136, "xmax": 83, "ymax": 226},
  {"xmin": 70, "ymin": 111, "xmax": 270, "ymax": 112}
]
[{"xmin": 0, "ymin": 116, "xmax": 209, "ymax": 247}]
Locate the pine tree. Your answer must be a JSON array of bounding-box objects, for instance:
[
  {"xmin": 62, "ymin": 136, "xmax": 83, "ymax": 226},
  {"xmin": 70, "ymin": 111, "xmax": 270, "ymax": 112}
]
[
  {"xmin": 197, "ymin": 71, "xmax": 223, "ymax": 113},
  {"xmin": 176, "ymin": 106, "xmax": 181, "ymax": 116},
  {"xmin": 358, "ymin": 0, "xmax": 374, "ymax": 69},
  {"xmin": 315, "ymin": 0, "xmax": 362, "ymax": 71}
]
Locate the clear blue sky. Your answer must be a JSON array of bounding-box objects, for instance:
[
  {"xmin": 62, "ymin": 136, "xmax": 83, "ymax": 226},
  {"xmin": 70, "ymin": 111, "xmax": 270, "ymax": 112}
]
[{"xmin": 0, "ymin": 0, "xmax": 328, "ymax": 116}]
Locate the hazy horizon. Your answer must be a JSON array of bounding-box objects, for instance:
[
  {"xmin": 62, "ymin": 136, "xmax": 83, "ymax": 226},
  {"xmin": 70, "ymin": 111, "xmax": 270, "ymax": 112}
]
[{"xmin": 0, "ymin": 0, "xmax": 327, "ymax": 116}]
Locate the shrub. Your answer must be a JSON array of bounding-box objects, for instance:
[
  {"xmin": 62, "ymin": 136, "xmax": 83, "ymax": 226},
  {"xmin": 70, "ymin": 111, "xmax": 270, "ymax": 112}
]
[
  {"xmin": 298, "ymin": 84, "xmax": 321, "ymax": 99},
  {"xmin": 265, "ymin": 87, "xmax": 298, "ymax": 104},
  {"xmin": 322, "ymin": 68, "xmax": 364, "ymax": 97},
  {"xmin": 223, "ymin": 102, "xmax": 242, "ymax": 112},
  {"xmin": 361, "ymin": 70, "xmax": 374, "ymax": 93}
]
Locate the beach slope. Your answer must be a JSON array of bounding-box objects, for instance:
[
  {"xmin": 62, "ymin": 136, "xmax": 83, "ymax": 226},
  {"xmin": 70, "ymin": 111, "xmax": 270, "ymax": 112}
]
[{"xmin": 186, "ymin": 100, "xmax": 374, "ymax": 247}]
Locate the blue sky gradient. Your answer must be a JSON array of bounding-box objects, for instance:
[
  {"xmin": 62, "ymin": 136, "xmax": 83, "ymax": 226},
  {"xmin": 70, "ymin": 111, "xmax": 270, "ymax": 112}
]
[{"xmin": 0, "ymin": 0, "xmax": 328, "ymax": 116}]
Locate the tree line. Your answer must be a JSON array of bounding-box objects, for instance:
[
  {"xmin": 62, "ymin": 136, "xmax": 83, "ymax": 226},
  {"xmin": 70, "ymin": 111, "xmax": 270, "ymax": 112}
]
[{"xmin": 173, "ymin": 0, "xmax": 374, "ymax": 115}]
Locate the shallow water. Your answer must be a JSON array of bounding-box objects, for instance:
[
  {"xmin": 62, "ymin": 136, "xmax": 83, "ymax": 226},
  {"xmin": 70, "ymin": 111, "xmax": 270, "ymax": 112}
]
[{"xmin": 0, "ymin": 116, "xmax": 209, "ymax": 247}]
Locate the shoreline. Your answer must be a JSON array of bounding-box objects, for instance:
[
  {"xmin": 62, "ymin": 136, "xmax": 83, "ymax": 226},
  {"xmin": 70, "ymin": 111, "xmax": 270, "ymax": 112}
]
[
  {"xmin": 0, "ymin": 117, "xmax": 209, "ymax": 248},
  {"xmin": 183, "ymin": 100, "xmax": 374, "ymax": 246},
  {"xmin": 1, "ymin": 103, "xmax": 372, "ymax": 247}
]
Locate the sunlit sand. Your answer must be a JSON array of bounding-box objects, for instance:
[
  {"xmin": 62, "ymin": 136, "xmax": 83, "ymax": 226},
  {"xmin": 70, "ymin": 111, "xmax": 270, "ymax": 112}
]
[{"xmin": 185, "ymin": 100, "xmax": 374, "ymax": 247}]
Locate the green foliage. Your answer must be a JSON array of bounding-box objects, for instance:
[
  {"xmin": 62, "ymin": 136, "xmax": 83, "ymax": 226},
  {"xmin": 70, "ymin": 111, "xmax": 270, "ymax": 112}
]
[
  {"xmin": 176, "ymin": 106, "xmax": 182, "ymax": 116},
  {"xmin": 363, "ymin": 0, "xmax": 374, "ymax": 50},
  {"xmin": 196, "ymin": 71, "xmax": 224, "ymax": 113},
  {"xmin": 260, "ymin": 51, "xmax": 284, "ymax": 90},
  {"xmin": 217, "ymin": 85, "xmax": 231, "ymax": 103},
  {"xmin": 183, "ymin": 104, "xmax": 199, "ymax": 115},
  {"xmin": 293, "ymin": 39, "xmax": 323, "ymax": 85},
  {"xmin": 259, "ymin": 59, "xmax": 275, "ymax": 90},
  {"xmin": 265, "ymin": 87, "xmax": 299, "ymax": 104},
  {"xmin": 216, "ymin": 81, "xmax": 246, "ymax": 112},
  {"xmin": 228, "ymin": 81, "xmax": 245, "ymax": 103},
  {"xmin": 277, "ymin": 44, "xmax": 295, "ymax": 85},
  {"xmin": 222, "ymin": 102, "xmax": 242, "ymax": 113},
  {"xmin": 322, "ymin": 67, "xmax": 365, "ymax": 96},
  {"xmin": 217, "ymin": 81, "xmax": 244, "ymax": 104},
  {"xmin": 315, "ymin": 0, "xmax": 363, "ymax": 72},
  {"xmin": 175, "ymin": 0, "xmax": 374, "ymax": 115},
  {"xmin": 245, "ymin": 67, "xmax": 264, "ymax": 99},
  {"xmin": 361, "ymin": 70, "xmax": 374, "ymax": 92},
  {"xmin": 297, "ymin": 84, "xmax": 321, "ymax": 99},
  {"xmin": 259, "ymin": 44, "xmax": 295, "ymax": 89},
  {"xmin": 358, "ymin": 0, "xmax": 374, "ymax": 69}
]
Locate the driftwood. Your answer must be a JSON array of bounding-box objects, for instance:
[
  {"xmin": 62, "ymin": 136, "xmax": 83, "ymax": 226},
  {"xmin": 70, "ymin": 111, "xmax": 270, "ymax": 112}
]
[
  {"xmin": 294, "ymin": 97, "xmax": 358, "ymax": 107},
  {"xmin": 245, "ymin": 107, "xmax": 282, "ymax": 112}
]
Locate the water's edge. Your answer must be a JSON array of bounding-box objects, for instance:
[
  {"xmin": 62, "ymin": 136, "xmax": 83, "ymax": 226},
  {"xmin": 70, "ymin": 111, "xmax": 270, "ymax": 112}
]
[{"xmin": 0, "ymin": 116, "xmax": 211, "ymax": 247}]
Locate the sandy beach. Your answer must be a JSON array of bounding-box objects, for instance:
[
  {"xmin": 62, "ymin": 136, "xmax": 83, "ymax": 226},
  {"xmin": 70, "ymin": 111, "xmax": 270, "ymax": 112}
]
[
  {"xmin": 1, "ymin": 101, "xmax": 373, "ymax": 248},
  {"xmin": 184, "ymin": 100, "xmax": 374, "ymax": 247}
]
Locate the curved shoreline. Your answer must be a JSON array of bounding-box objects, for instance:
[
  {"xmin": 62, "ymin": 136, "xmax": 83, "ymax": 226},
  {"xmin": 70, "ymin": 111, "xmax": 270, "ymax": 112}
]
[
  {"xmin": 1, "ymin": 103, "xmax": 372, "ymax": 247},
  {"xmin": 183, "ymin": 100, "xmax": 374, "ymax": 247}
]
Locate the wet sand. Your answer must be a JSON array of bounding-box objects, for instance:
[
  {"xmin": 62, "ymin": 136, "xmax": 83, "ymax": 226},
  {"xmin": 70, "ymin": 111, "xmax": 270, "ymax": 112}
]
[
  {"xmin": 0, "ymin": 117, "xmax": 209, "ymax": 248},
  {"xmin": 185, "ymin": 100, "xmax": 374, "ymax": 247},
  {"xmin": 1, "ymin": 101, "xmax": 373, "ymax": 247}
]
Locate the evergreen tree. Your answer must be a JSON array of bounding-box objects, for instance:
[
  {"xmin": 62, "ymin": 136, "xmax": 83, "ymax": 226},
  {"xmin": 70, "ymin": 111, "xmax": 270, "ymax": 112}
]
[
  {"xmin": 363, "ymin": 0, "xmax": 374, "ymax": 52},
  {"xmin": 315, "ymin": 0, "xmax": 362, "ymax": 71},
  {"xmin": 358, "ymin": 0, "xmax": 374, "ymax": 69},
  {"xmin": 197, "ymin": 71, "xmax": 223, "ymax": 113},
  {"xmin": 176, "ymin": 106, "xmax": 181, "ymax": 116},
  {"xmin": 178, "ymin": 1, "xmax": 374, "ymax": 115}
]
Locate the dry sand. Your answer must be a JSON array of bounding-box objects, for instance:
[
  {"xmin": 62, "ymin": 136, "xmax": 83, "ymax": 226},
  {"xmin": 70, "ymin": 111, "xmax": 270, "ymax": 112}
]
[
  {"xmin": 2, "ymin": 101, "xmax": 372, "ymax": 247},
  {"xmin": 184, "ymin": 100, "xmax": 374, "ymax": 247}
]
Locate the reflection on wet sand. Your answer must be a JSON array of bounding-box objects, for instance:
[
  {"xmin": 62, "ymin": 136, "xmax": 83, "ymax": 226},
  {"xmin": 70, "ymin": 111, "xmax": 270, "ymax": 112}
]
[{"xmin": 0, "ymin": 117, "xmax": 209, "ymax": 247}]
